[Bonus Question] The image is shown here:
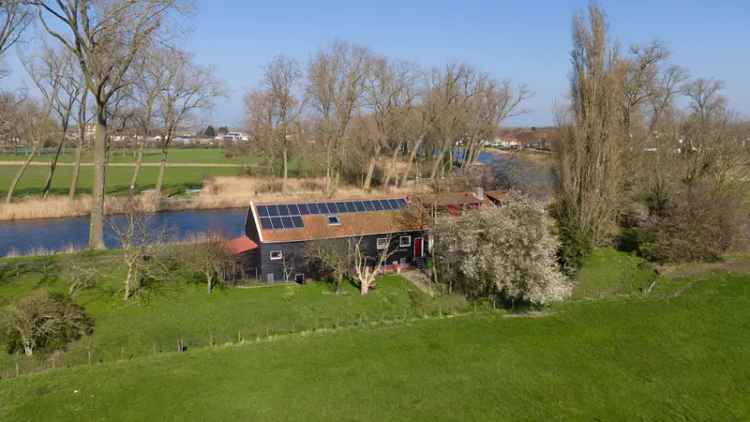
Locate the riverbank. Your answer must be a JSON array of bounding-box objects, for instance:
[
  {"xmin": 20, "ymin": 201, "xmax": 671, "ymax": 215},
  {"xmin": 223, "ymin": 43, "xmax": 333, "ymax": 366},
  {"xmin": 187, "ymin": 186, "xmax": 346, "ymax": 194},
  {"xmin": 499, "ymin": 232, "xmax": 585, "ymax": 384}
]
[{"xmin": 0, "ymin": 175, "xmax": 425, "ymax": 222}]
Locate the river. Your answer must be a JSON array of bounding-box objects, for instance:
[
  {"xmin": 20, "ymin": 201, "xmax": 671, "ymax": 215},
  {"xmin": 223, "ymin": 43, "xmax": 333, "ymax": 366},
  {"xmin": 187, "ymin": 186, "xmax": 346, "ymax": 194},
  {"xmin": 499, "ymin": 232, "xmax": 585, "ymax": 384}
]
[{"xmin": 0, "ymin": 151, "xmax": 554, "ymax": 257}]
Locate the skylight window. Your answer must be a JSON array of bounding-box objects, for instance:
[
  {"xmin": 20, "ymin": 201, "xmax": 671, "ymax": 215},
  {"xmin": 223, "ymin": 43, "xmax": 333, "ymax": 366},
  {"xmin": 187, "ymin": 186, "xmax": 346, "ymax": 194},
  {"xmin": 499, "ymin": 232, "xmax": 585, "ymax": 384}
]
[{"xmin": 327, "ymin": 215, "xmax": 341, "ymax": 225}]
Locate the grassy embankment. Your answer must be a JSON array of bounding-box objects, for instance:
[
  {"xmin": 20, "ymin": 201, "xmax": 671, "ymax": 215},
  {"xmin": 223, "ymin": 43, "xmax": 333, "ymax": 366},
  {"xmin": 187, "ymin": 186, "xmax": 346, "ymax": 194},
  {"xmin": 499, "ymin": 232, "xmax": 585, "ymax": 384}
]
[{"xmin": 1, "ymin": 248, "xmax": 748, "ymax": 420}]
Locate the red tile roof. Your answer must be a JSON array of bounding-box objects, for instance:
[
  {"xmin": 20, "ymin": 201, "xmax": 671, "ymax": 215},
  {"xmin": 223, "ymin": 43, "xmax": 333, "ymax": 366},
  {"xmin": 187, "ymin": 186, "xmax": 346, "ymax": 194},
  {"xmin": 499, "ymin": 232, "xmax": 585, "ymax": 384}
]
[{"xmin": 225, "ymin": 236, "xmax": 258, "ymax": 255}]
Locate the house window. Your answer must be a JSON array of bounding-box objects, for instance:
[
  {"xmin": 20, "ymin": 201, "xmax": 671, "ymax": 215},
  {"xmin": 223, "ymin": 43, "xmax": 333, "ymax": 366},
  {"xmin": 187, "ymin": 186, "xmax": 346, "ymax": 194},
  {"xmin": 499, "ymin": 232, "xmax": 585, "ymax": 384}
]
[
  {"xmin": 294, "ymin": 273, "xmax": 305, "ymax": 283},
  {"xmin": 399, "ymin": 235, "xmax": 411, "ymax": 248},
  {"xmin": 376, "ymin": 237, "xmax": 389, "ymax": 250},
  {"xmin": 269, "ymin": 250, "xmax": 283, "ymax": 261},
  {"xmin": 327, "ymin": 215, "xmax": 341, "ymax": 225}
]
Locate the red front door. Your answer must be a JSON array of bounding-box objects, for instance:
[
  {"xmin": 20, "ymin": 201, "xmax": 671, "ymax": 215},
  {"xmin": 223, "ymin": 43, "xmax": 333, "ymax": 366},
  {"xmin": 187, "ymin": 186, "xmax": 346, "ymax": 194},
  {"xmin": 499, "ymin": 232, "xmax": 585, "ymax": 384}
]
[{"xmin": 414, "ymin": 237, "xmax": 423, "ymax": 258}]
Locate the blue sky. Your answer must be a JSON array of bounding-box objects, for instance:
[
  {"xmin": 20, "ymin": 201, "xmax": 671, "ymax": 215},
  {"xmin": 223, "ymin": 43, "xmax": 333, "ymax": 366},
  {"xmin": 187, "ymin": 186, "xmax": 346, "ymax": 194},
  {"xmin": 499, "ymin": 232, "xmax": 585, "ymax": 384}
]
[{"xmin": 4, "ymin": 0, "xmax": 749, "ymax": 127}]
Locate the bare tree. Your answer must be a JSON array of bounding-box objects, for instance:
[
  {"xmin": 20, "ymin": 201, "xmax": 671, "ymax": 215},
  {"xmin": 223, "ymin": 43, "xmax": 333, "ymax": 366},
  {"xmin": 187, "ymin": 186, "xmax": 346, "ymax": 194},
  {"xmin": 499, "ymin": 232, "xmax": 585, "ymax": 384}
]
[
  {"xmin": 0, "ymin": 1, "xmax": 31, "ymax": 78},
  {"xmin": 31, "ymin": 0, "xmax": 188, "ymax": 249},
  {"xmin": 5, "ymin": 99, "xmax": 56, "ymax": 203},
  {"xmin": 153, "ymin": 48, "xmax": 223, "ymax": 202},
  {"xmin": 306, "ymin": 41, "xmax": 371, "ymax": 194},
  {"xmin": 109, "ymin": 198, "xmax": 173, "ymax": 301},
  {"xmin": 261, "ymin": 55, "xmax": 304, "ymax": 192},
  {"xmin": 555, "ymin": 4, "xmax": 625, "ymax": 270},
  {"xmin": 306, "ymin": 238, "xmax": 355, "ymax": 294},
  {"xmin": 352, "ymin": 236, "xmax": 393, "ymax": 295},
  {"xmin": 68, "ymin": 81, "xmax": 90, "ymax": 199},
  {"xmin": 362, "ymin": 56, "xmax": 420, "ymax": 192},
  {"xmin": 22, "ymin": 44, "xmax": 84, "ymax": 197},
  {"xmin": 188, "ymin": 232, "xmax": 235, "ymax": 294}
]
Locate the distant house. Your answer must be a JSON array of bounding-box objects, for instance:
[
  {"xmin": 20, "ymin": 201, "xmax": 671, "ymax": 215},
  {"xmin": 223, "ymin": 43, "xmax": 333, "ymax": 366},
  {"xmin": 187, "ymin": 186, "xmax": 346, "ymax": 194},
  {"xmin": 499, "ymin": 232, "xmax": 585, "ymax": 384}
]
[
  {"xmin": 215, "ymin": 132, "xmax": 249, "ymax": 142},
  {"xmin": 414, "ymin": 189, "xmax": 492, "ymax": 216},
  {"xmin": 243, "ymin": 196, "xmax": 426, "ymax": 283}
]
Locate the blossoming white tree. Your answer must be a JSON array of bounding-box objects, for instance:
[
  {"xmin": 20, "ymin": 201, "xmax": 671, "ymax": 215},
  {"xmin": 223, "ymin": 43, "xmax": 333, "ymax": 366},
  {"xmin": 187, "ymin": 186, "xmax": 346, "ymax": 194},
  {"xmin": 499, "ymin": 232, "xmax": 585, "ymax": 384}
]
[{"xmin": 434, "ymin": 193, "xmax": 571, "ymax": 305}]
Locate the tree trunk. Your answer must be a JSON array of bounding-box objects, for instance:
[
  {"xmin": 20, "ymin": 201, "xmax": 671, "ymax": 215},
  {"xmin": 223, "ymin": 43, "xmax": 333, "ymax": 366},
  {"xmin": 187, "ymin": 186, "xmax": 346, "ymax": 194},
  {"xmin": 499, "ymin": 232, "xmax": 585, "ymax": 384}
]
[
  {"xmin": 42, "ymin": 127, "xmax": 68, "ymax": 198},
  {"xmin": 155, "ymin": 147, "xmax": 168, "ymax": 206},
  {"xmin": 22, "ymin": 341, "xmax": 33, "ymax": 357},
  {"xmin": 68, "ymin": 139, "xmax": 82, "ymax": 199},
  {"xmin": 282, "ymin": 145, "xmax": 288, "ymax": 194},
  {"xmin": 401, "ymin": 136, "xmax": 424, "ymax": 187},
  {"xmin": 129, "ymin": 141, "xmax": 145, "ymax": 194},
  {"xmin": 89, "ymin": 107, "xmax": 107, "ymax": 250},
  {"xmin": 124, "ymin": 263, "xmax": 135, "ymax": 301},
  {"xmin": 382, "ymin": 143, "xmax": 401, "ymax": 193},
  {"xmin": 5, "ymin": 146, "xmax": 39, "ymax": 204},
  {"xmin": 363, "ymin": 156, "xmax": 378, "ymax": 192},
  {"xmin": 430, "ymin": 149, "xmax": 446, "ymax": 181}
]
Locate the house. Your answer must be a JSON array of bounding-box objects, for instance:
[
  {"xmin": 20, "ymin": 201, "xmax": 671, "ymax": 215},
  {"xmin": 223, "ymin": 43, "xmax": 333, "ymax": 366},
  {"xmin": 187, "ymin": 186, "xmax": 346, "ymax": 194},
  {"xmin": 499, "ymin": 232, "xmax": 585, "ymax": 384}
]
[
  {"xmin": 243, "ymin": 196, "xmax": 426, "ymax": 283},
  {"xmin": 413, "ymin": 189, "xmax": 493, "ymax": 216}
]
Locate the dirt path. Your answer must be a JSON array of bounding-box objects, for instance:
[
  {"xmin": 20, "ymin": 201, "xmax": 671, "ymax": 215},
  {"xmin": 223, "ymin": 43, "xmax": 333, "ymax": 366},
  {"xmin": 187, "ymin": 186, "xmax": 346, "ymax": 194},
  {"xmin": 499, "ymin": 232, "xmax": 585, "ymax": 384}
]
[{"xmin": 0, "ymin": 161, "xmax": 244, "ymax": 168}]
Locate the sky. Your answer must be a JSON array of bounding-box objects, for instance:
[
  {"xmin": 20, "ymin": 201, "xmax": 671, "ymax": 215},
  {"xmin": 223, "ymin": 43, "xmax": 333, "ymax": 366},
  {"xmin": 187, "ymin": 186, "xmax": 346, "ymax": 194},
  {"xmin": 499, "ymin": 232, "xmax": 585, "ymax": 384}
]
[{"xmin": 3, "ymin": 0, "xmax": 749, "ymax": 128}]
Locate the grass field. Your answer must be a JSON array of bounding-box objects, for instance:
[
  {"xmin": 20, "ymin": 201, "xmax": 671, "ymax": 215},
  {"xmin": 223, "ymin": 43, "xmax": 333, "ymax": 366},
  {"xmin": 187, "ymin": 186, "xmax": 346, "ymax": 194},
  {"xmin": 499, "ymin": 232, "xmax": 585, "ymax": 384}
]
[
  {"xmin": 0, "ymin": 148, "xmax": 318, "ymax": 198},
  {"xmin": 0, "ymin": 250, "xmax": 750, "ymax": 421},
  {"xmin": 0, "ymin": 148, "xmax": 249, "ymax": 164},
  {"xmin": 0, "ymin": 262, "xmax": 747, "ymax": 420},
  {"xmin": 0, "ymin": 252, "xmax": 469, "ymax": 377},
  {"xmin": 0, "ymin": 164, "xmax": 241, "ymax": 196}
]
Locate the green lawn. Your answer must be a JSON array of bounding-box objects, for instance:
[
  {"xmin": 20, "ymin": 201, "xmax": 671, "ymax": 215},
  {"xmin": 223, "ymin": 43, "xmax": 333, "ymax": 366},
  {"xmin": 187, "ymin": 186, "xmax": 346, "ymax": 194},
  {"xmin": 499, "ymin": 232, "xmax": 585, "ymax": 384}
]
[
  {"xmin": 0, "ymin": 253, "xmax": 469, "ymax": 377},
  {"xmin": 572, "ymin": 248, "xmax": 658, "ymax": 299},
  {"xmin": 0, "ymin": 164, "xmax": 241, "ymax": 196},
  {"xmin": 0, "ymin": 268, "xmax": 747, "ymax": 420},
  {"xmin": 0, "ymin": 148, "xmax": 250, "ymax": 165},
  {"xmin": 0, "ymin": 148, "xmax": 320, "ymax": 197}
]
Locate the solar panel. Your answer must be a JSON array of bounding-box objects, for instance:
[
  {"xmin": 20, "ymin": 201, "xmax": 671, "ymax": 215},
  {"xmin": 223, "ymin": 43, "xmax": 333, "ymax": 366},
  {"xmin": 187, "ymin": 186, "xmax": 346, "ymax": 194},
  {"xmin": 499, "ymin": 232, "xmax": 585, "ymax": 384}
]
[
  {"xmin": 388, "ymin": 199, "xmax": 399, "ymax": 209},
  {"xmin": 344, "ymin": 202, "xmax": 356, "ymax": 212},
  {"xmin": 364, "ymin": 201, "xmax": 375, "ymax": 211},
  {"xmin": 322, "ymin": 203, "xmax": 333, "ymax": 213},
  {"xmin": 267, "ymin": 205, "xmax": 280, "ymax": 217},
  {"xmin": 354, "ymin": 201, "xmax": 366, "ymax": 212},
  {"xmin": 271, "ymin": 217, "xmax": 284, "ymax": 229},
  {"xmin": 281, "ymin": 216, "xmax": 293, "ymax": 229},
  {"xmin": 257, "ymin": 206, "xmax": 269, "ymax": 217},
  {"xmin": 260, "ymin": 218, "xmax": 273, "ymax": 229},
  {"xmin": 397, "ymin": 199, "xmax": 407, "ymax": 207},
  {"xmin": 291, "ymin": 216, "xmax": 303, "ymax": 228},
  {"xmin": 333, "ymin": 202, "xmax": 344, "ymax": 213},
  {"xmin": 381, "ymin": 200, "xmax": 394, "ymax": 210},
  {"xmin": 299, "ymin": 203, "xmax": 310, "ymax": 215},
  {"xmin": 276, "ymin": 204, "xmax": 290, "ymax": 216},
  {"xmin": 288, "ymin": 204, "xmax": 300, "ymax": 215}
]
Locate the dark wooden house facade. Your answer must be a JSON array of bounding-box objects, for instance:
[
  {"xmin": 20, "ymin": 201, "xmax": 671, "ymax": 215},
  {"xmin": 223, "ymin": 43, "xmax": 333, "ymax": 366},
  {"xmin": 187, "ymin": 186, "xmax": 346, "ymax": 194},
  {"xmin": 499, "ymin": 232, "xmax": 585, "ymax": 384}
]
[{"xmin": 244, "ymin": 195, "xmax": 427, "ymax": 283}]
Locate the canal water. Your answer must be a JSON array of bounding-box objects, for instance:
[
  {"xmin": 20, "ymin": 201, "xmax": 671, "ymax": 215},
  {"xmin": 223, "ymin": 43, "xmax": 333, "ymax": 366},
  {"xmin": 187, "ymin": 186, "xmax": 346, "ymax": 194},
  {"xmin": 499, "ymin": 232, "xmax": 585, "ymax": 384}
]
[{"xmin": 0, "ymin": 151, "xmax": 554, "ymax": 257}]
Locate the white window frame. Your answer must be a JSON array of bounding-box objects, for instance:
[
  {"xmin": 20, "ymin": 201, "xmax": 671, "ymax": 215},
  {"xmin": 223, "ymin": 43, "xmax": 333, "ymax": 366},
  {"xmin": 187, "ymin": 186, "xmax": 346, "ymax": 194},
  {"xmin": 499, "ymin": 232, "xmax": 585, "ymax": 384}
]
[
  {"xmin": 327, "ymin": 215, "xmax": 341, "ymax": 226},
  {"xmin": 294, "ymin": 273, "xmax": 305, "ymax": 283},
  {"xmin": 269, "ymin": 250, "xmax": 283, "ymax": 261},
  {"xmin": 376, "ymin": 237, "xmax": 389, "ymax": 250},
  {"xmin": 399, "ymin": 235, "xmax": 412, "ymax": 248}
]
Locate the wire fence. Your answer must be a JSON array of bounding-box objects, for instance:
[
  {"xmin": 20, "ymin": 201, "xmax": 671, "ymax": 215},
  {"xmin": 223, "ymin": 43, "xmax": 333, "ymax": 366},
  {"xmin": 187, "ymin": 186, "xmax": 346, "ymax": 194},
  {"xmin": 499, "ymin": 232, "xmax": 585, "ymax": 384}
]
[{"xmin": 0, "ymin": 301, "xmax": 498, "ymax": 380}]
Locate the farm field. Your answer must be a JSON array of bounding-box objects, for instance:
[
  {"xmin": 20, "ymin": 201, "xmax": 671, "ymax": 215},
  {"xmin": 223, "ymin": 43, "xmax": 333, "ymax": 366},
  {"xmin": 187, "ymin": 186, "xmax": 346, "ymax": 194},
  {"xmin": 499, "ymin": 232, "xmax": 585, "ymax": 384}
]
[
  {"xmin": 0, "ymin": 163, "xmax": 240, "ymax": 197},
  {"xmin": 0, "ymin": 148, "xmax": 249, "ymax": 165},
  {"xmin": 0, "ymin": 249, "xmax": 747, "ymax": 420}
]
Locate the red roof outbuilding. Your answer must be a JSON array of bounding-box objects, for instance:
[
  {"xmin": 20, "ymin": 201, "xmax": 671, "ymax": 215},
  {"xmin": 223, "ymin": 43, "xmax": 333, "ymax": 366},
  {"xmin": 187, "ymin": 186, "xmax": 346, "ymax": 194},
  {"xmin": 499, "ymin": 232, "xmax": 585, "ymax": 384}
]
[{"xmin": 225, "ymin": 236, "xmax": 258, "ymax": 255}]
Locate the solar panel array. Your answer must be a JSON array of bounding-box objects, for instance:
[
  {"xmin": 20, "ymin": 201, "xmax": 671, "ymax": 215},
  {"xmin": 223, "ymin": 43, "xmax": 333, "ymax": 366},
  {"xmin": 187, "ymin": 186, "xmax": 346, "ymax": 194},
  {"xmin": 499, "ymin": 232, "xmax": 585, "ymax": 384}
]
[{"xmin": 256, "ymin": 198, "xmax": 408, "ymax": 231}]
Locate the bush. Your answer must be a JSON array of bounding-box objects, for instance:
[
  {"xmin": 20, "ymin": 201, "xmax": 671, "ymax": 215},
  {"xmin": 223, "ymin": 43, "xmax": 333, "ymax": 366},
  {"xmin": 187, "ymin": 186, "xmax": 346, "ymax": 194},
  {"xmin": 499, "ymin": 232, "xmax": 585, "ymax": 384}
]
[
  {"xmin": 434, "ymin": 193, "xmax": 571, "ymax": 305},
  {"xmin": 1, "ymin": 291, "xmax": 94, "ymax": 356},
  {"xmin": 626, "ymin": 186, "xmax": 745, "ymax": 263}
]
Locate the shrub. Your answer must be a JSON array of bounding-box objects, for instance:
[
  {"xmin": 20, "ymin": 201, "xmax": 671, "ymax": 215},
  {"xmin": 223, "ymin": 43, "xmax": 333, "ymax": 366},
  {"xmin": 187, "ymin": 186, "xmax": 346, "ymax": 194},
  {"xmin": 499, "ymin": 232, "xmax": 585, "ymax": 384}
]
[
  {"xmin": 1, "ymin": 291, "xmax": 94, "ymax": 356},
  {"xmin": 434, "ymin": 193, "xmax": 571, "ymax": 305},
  {"xmin": 626, "ymin": 186, "xmax": 745, "ymax": 263}
]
